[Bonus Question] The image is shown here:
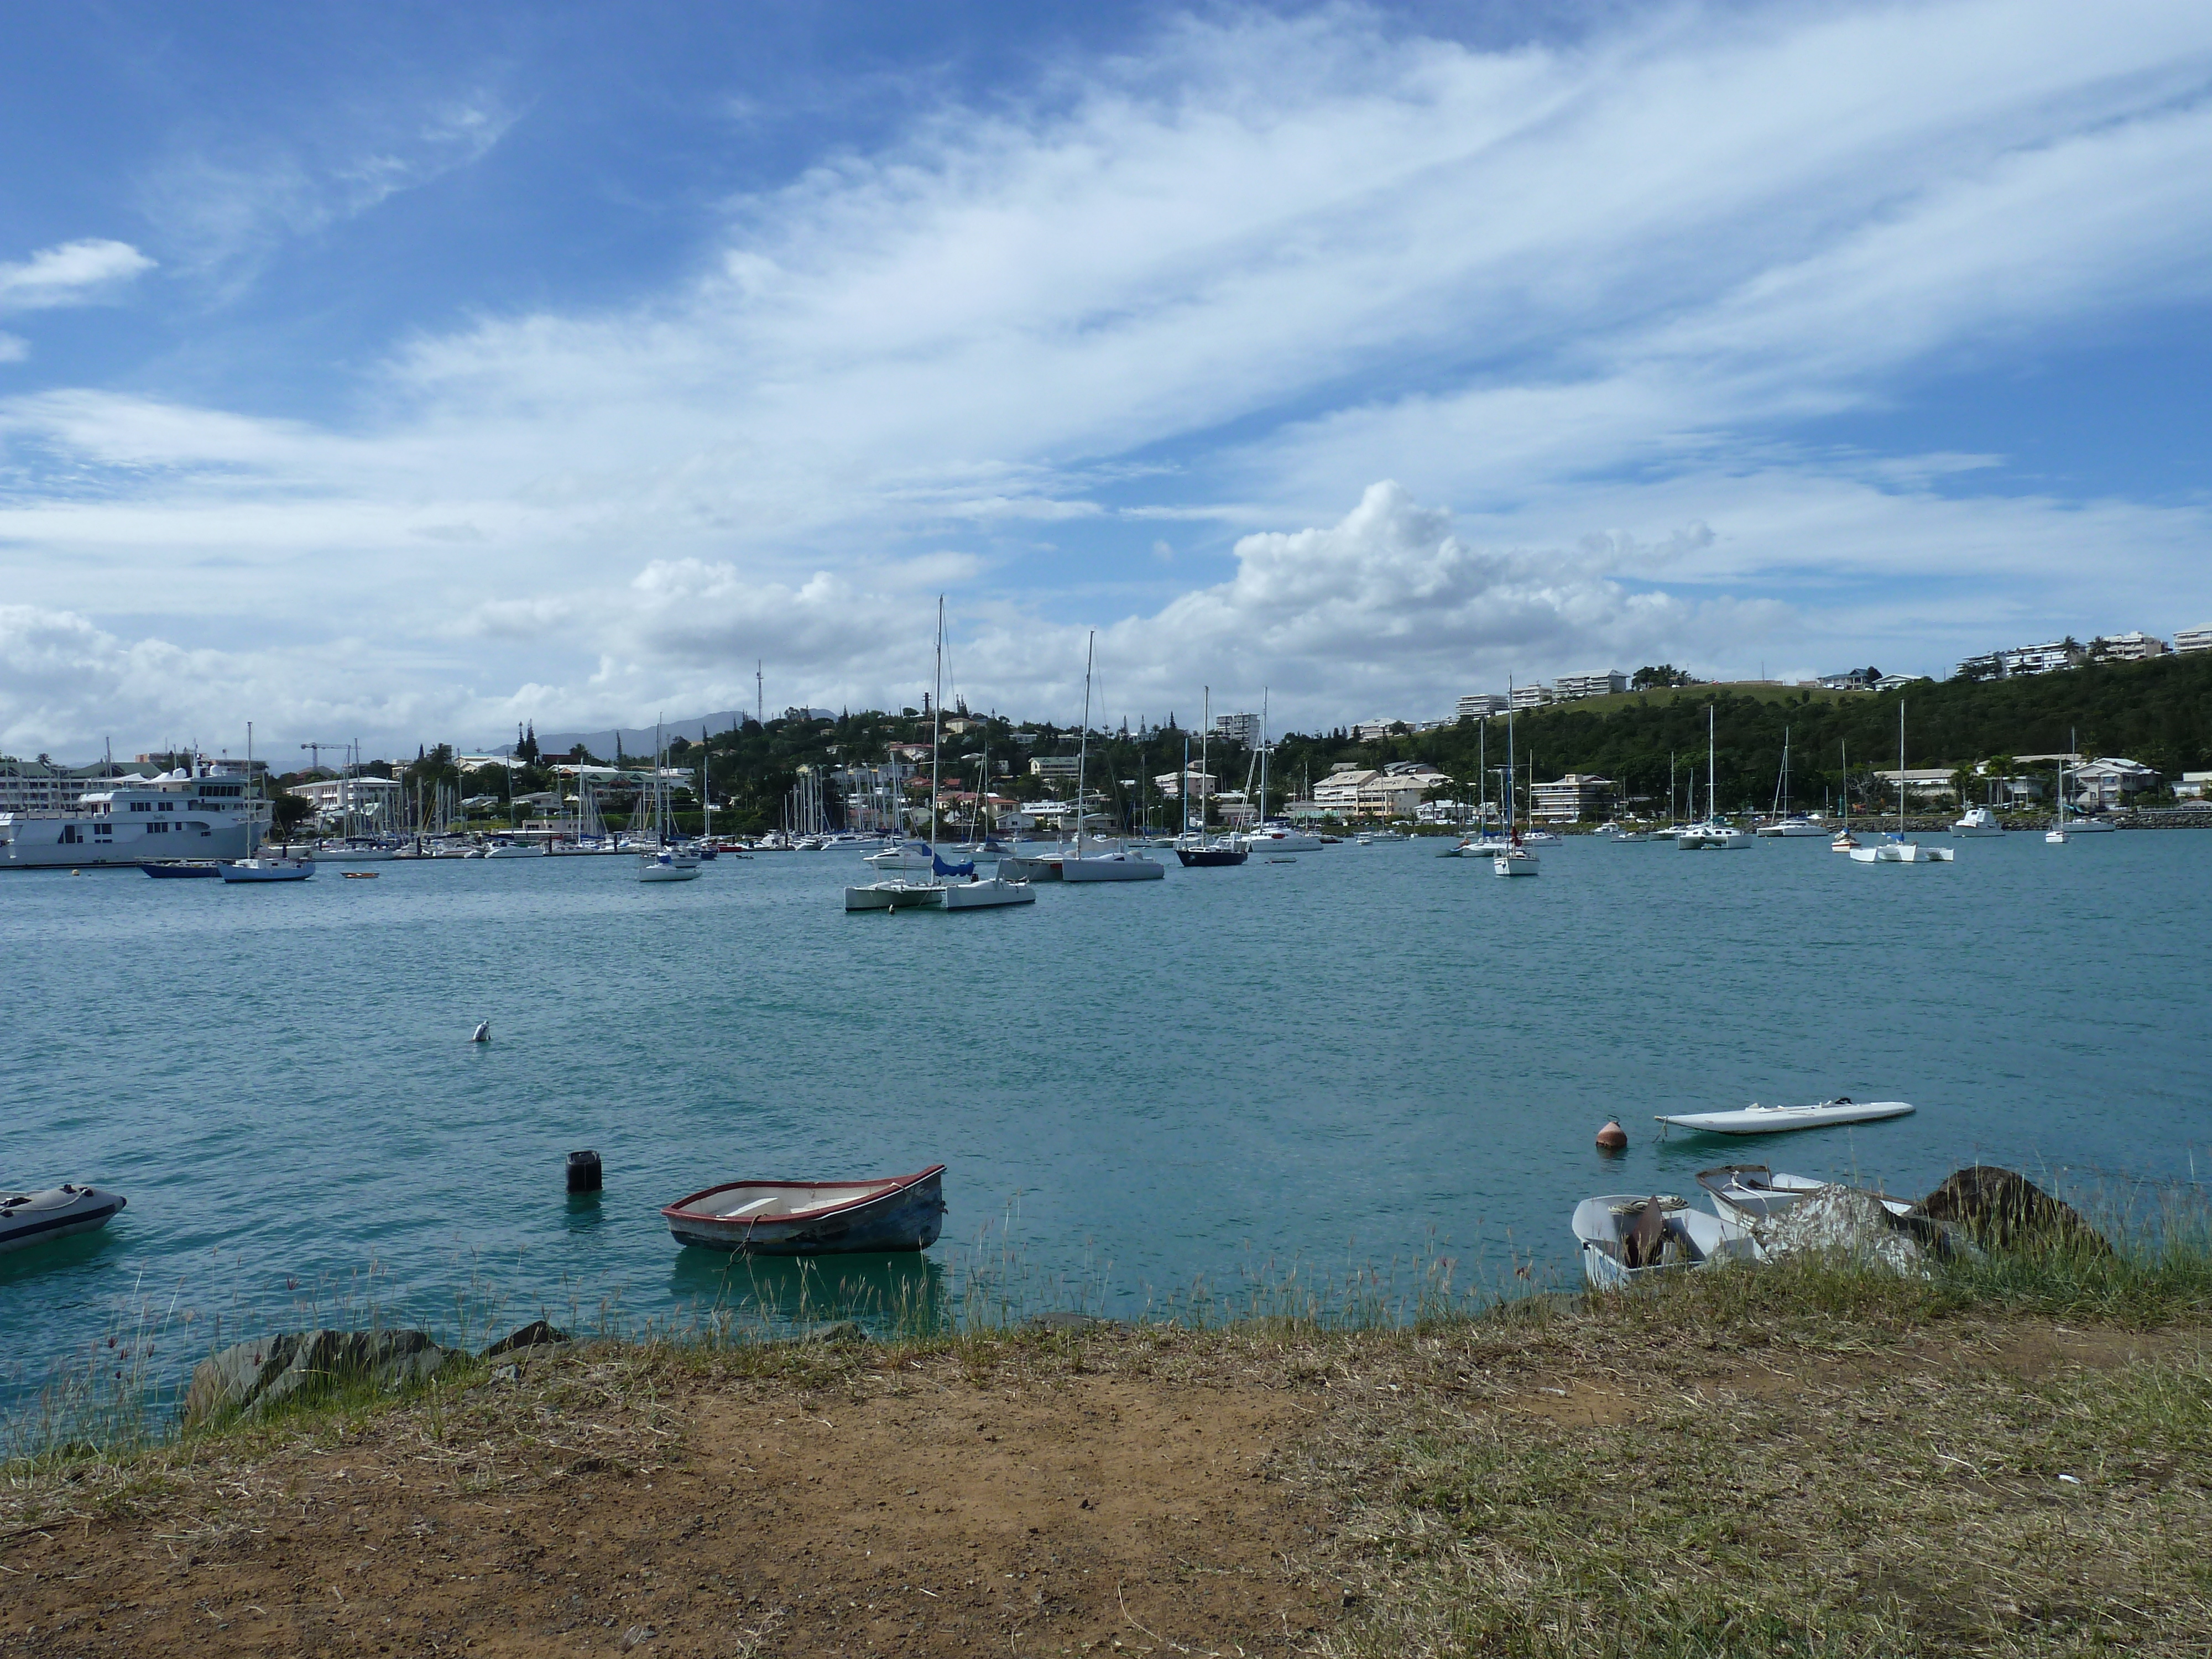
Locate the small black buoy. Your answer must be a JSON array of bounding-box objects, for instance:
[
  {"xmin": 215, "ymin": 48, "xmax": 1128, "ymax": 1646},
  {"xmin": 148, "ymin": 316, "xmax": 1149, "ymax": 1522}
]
[{"xmin": 566, "ymin": 1150, "xmax": 602, "ymax": 1193}]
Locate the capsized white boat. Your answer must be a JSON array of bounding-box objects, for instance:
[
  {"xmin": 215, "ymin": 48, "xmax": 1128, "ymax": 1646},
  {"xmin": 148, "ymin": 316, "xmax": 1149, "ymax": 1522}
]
[
  {"xmin": 1571, "ymin": 1193, "xmax": 1754, "ymax": 1290},
  {"xmin": 1, "ymin": 1184, "xmax": 126, "ymax": 1253},
  {"xmin": 1695, "ymin": 1165, "xmax": 1916, "ymax": 1230},
  {"xmin": 1655, "ymin": 1098, "xmax": 1915, "ymax": 1136}
]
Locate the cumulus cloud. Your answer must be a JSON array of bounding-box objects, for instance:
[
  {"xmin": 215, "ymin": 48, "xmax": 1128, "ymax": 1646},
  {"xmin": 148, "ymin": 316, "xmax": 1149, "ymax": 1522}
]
[
  {"xmin": 0, "ymin": 239, "xmax": 155, "ymax": 311},
  {"xmin": 4, "ymin": 2, "xmax": 2212, "ymax": 751}
]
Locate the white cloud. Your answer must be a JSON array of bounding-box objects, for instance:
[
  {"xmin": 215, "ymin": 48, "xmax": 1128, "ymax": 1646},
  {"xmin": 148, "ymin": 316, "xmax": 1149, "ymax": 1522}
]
[
  {"xmin": 0, "ymin": 332, "xmax": 25, "ymax": 363},
  {"xmin": 4, "ymin": 2, "xmax": 2212, "ymax": 751},
  {"xmin": 0, "ymin": 240, "xmax": 155, "ymax": 311}
]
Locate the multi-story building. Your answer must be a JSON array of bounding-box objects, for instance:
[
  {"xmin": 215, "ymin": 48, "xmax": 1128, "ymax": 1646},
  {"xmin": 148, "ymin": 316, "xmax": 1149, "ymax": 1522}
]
[
  {"xmin": 1149, "ymin": 769, "xmax": 1217, "ymax": 800},
  {"xmin": 2090, "ymin": 632, "xmax": 2168, "ymax": 662},
  {"xmin": 1312, "ymin": 763, "xmax": 1451, "ymax": 820},
  {"xmin": 2176, "ymin": 624, "xmax": 2212, "ymax": 656},
  {"xmin": 290, "ymin": 775, "xmax": 405, "ymax": 828},
  {"xmin": 1455, "ymin": 693, "xmax": 1507, "ymax": 719},
  {"xmin": 1530, "ymin": 773, "xmax": 1613, "ymax": 822},
  {"xmin": 2070, "ymin": 758, "xmax": 2158, "ymax": 808},
  {"xmin": 0, "ymin": 757, "xmax": 165, "ymax": 816},
  {"xmin": 1510, "ymin": 684, "xmax": 1552, "ymax": 711},
  {"xmin": 1213, "ymin": 712, "xmax": 1261, "ymax": 747},
  {"xmin": 1027, "ymin": 755, "xmax": 1082, "ymax": 780},
  {"xmin": 1553, "ymin": 671, "xmax": 1627, "ymax": 701},
  {"xmin": 1871, "ymin": 768, "xmax": 1960, "ymax": 802},
  {"xmin": 1353, "ymin": 719, "xmax": 1409, "ymax": 742}
]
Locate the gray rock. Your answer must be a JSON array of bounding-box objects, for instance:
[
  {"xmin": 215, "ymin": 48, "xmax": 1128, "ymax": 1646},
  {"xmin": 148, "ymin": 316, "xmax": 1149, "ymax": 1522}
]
[
  {"xmin": 183, "ymin": 1329, "xmax": 461, "ymax": 1428},
  {"xmin": 483, "ymin": 1318, "xmax": 571, "ymax": 1358},
  {"xmin": 796, "ymin": 1319, "xmax": 868, "ymax": 1344}
]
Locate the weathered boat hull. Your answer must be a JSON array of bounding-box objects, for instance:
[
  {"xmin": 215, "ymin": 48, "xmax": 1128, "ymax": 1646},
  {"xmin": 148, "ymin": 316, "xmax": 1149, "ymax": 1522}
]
[
  {"xmin": 664, "ymin": 1166, "xmax": 946, "ymax": 1255},
  {"xmin": 1, "ymin": 1186, "xmax": 126, "ymax": 1254}
]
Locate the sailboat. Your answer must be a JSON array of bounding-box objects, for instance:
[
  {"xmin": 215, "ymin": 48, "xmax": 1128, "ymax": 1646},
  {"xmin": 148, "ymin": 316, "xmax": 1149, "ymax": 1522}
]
[
  {"xmin": 1849, "ymin": 703, "xmax": 1954, "ymax": 863},
  {"xmin": 635, "ymin": 722, "xmax": 702, "ymax": 881},
  {"xmin": 1678, "ymin": 706, "xmax": 1754, "ymax": 849},
  {"xmin": 848, "ymin": 601, "xmax": 1034, "ymax": 909},
  {"xmin": 1176, "ymin": 686, "xmax": 1248, "ymax": 867},
  {"xmin": 1063, "ymin": 633, "xmax": 1164, "ymax": 883},
  {"xmin": 1493, "ymin": 700, "xmax": 1538, "ymax": 876},
  {"xmin": 1831, "ymin": 740, "xmax": 1860, "ymax": 852},
  {"xmin": 1756, "ymin": 727, "xmax": 1825, "ymax": 835},
  {"xmin": 1246, "ymin": 690, "xmax": 1322, "ymax": 853},
  {"xmin": 2055, "ymin": 728, "xmax": 2114, "ymax": 834}
]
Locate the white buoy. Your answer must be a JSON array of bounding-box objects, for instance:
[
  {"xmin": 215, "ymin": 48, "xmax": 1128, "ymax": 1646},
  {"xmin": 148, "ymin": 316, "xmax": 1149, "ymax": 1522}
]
[{"xmin": 470, "ymin": 1021, "xmax": 491, "ymax": 1043}]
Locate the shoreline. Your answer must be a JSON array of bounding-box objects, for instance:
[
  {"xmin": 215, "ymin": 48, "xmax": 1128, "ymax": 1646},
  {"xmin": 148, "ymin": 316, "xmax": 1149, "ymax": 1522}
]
[{"xmin": 7, "ymin": 1261, "xmax": 2210, "ymax": 1656}]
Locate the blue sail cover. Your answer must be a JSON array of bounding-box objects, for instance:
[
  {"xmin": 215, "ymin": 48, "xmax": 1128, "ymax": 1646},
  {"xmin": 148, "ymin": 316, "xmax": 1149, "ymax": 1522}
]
[{"xmin": 931, "ymin": 851, "xmax": 975, "ymax": 878}]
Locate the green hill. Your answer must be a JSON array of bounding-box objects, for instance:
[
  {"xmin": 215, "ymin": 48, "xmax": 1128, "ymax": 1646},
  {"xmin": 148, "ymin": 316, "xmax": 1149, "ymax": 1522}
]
[{"xmin": 1273, "ymin": 654, "xmax": 2212, "ymax": 816}]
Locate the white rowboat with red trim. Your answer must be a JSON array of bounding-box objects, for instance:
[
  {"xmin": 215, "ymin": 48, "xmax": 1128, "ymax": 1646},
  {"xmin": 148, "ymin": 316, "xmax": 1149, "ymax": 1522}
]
[{"xmin": 662, "ymin": 1165, "xmax": 947, "ymax": 1254}]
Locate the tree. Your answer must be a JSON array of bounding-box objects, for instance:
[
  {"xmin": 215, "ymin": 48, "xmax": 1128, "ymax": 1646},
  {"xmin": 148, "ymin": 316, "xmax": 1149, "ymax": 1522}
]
[
  {"xmin": 269, "ymin": 787, "xmax": 313, "ymax": 839},
  {"xmin": 516, "ymin": 723, "xmax": 540, "ymax": 764},
  {"xmin": 1631, "ymin": 665, "xmax": 1692, "ymax": 689}
]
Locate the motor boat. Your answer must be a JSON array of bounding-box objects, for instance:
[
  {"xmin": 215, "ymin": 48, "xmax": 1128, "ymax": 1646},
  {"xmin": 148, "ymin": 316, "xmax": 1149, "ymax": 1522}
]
[
  {"xmin": 662, "ymin": 1166, "xmax": 947, "ymax": 1254},
  {"xmin": 220, "ymin": 856, "xmax": 315, "ymax": 883},
  {"xmin": 1654, "ymin": 1098, "xmax": 1915, "ymax": 1136},
  {"xmin": 2064, "ymin": 816, "xmax": 2116, "ymax": 834},
  {"xmin": 637, "ymin": 851, "xmax": 702, "ymax": 882},
  {"xmin": 1756, "ymin": 816, "xmax": 1828, "ymax": 837},
  {"xmin": 866, "ymin": 840, "xmax": 940, "ymax": 871},
  {"xmin": 1, "ymin": 1184, "xmax": 126, "ymax": 1253},
  {"xmin": 1250, "ymin": 826, "xmax": 1323, "ymax": 853},
  {"xmin": 1571, "ymin": 1193, "xmax": 1752, "ymax": 1290},
  {"xmin": 1950, "ymin": 806, "xmax": 2004, "ymax": 837},
  {"xmin": 1520, "ymin": 828, "xmax": 1562, "ymax": 847},
  {"xmin": 1830, "ymin": 830, "xmax": 1860, "ymax": 853},
  {"xmin": 484, "ymin": 839, "xmax": 547, "ymax": 858}
]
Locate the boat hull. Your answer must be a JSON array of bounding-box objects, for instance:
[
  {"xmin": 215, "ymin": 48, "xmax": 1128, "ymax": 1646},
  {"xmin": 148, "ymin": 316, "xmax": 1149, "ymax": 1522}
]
[
  {"xmin": 941, "ymin": 877, "xmax": 1035, "ymax": 909},
  {"xmin": 1175, "ymin": 847, "xmax": 1248, "ymax": 867},
  {"xmin": 220, "ymin": 859, "xmax": 315, "ymax": 883},
  {"xmin": 844, "ymin": 880, "xmax": 945, "ymax": 909},
  {"xmin": 1, "ymin": 1186, "xmax": 126, "ymax": 1254},
  {"xmin": 1572, "ymin": 1194, "xmax": 1751, "ymax": 1290},
  {"xmin": 664, "ymin": 1167, "xmax": 946, "ymax": 1254},
  {"xmin": 140, "ymin": 861, "xmax": 223, "ymax": 878},
  {"xmin": 1656, "ymin": 1099, "xmax": 1915, "ymax": 1136},
  {"xmin": 1061, "ymin": 854, "xmax": 1164, "ymax": 881}
]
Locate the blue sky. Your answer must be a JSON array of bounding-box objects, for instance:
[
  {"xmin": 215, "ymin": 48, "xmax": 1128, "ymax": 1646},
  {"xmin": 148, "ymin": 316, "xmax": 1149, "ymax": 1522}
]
[{"xmin": 3, "ymin": 0, "xmax": 2210, "ymax": 756}]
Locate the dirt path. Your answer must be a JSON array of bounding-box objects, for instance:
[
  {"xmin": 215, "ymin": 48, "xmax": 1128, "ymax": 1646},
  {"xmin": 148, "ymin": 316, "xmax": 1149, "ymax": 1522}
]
[{"xmin": 2, "ymin": 1357, "xmax": 1335, "ymax": 1657}]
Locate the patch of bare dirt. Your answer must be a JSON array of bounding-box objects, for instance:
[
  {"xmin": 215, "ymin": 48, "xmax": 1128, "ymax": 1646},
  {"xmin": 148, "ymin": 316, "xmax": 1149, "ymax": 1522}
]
[{"xmin": 0, "ymin": 1354, "xmax": 1334, "ymax": 1658}]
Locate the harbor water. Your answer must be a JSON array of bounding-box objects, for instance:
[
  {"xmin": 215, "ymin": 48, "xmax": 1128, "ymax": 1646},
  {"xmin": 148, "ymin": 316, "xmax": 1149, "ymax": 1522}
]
[{"xmin": 5, "ymin": 832, "xmax": 2209, "ymax": 1396}]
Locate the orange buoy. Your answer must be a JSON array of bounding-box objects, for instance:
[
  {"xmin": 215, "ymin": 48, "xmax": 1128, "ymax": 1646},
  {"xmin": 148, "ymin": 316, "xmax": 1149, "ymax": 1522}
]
[{"xmin": 1595, "ymin": 1119, "xmax": 1628, "ymax": 1152}]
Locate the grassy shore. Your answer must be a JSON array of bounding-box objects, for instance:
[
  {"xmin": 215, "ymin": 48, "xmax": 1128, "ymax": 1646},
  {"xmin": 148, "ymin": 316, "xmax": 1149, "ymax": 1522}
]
[{"xmin": 5, "ymin": 1230, "xmax": 2209, "ymax": 1657}]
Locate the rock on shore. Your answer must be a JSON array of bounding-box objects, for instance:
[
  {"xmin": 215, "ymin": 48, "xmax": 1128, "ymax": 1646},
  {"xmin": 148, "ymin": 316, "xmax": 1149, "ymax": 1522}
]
[{"xmin": 182, "ymin": 1329, "xmax": 461, "ymax": 1428}]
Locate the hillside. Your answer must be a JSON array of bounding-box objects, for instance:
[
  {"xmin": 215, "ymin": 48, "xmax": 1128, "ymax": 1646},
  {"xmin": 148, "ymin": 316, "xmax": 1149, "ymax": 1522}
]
[{"xmin": 1275, "ymin": 654, "xmax": 2212, "ymax": 815}]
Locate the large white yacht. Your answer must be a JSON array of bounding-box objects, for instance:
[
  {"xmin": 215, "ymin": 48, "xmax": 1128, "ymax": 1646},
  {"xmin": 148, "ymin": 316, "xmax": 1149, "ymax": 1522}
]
[{"xmin": 1, "ymin": 766, "xmax": 262, "ymax": 868}]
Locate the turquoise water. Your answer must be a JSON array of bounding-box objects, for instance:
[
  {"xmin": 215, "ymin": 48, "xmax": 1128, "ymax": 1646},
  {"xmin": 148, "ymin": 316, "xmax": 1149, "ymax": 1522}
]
[{"xmin": 6, "ymin": 833, "xmax": 2210, "ymax": 1394}]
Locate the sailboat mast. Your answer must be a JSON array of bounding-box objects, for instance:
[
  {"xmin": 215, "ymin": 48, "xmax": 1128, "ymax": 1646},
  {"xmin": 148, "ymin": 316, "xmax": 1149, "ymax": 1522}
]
[
  {"xmin": 930, "ymin": 598, "xmax": 945, "ymax": 847},
  {"xmin": 1707, "ymin": 704, "xmax": 1717, "ymax": 826},
  {"xmin": 1074, "ymin": 630, "xmax": 1094, "ymax": 854},
  {"xmin": 1897, "ymin": 701, "xmax": 1906, "ymax": 834},
  {"xmin": 1259, "ymin": 689, "xmax": 1270, "ymax": 829},
  {"xmin": 1201, "ymin": 686, "xmax": 1209, "ymax": 838}
]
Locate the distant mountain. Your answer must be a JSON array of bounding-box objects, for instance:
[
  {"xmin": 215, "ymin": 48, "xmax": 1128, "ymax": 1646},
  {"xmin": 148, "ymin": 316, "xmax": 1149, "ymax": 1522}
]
[{"xmin": 498, "ymin": 708, "xmax": 840, "ymax": 758}]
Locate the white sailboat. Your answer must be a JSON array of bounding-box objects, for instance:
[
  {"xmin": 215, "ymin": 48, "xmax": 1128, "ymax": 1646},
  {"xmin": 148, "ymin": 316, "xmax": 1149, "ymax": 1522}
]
[
  {"xmin": 1849, "ymin": 702, "xmax": 1954, "ymax": 863},
  {"xmin": 1756, "ymin": 727, "xmax": 1827, "ymax": 834},
  {"xmin": 1493, "ymin": 696, "xmax": 1538, "ymax": 876},
  {"xmin": 1063, "ymin": 633, "xmax": 1164, "ymax": 882},
  {"xmin": 1678, "ymin": 705, "xmax": 1754, "ymax": 848}
]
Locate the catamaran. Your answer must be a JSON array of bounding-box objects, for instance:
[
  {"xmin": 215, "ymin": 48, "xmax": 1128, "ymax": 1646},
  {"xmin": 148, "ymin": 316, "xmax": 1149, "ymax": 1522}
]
[
  {"xmin": 1849, "ymin": 703, "xmax": 1954, "ymax": 863},
  {"xmin": 1678, "ymin": 705, "xmax": 1754, "ymax": 848}
]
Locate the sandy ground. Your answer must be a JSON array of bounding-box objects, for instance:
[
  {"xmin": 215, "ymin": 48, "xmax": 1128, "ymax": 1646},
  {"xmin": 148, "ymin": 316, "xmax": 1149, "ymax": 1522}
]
[{"xmin": 2, "ymin": 1347, "xmax": 1338, "ymax": 1657}]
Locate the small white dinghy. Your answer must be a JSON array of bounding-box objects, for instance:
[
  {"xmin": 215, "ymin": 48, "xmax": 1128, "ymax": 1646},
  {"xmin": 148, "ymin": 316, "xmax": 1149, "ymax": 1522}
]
[
  {"xmin": 1, "ymin": 1185, "xmax": 126, "ymax": 1253},
  {"xmin": 1572, "ymin": 1193, "xmax": 1752, "ymax": 1289},
  {"xmin": 1656, "ymin": 1097, "xmax": 1914, "ymax": 1136}
]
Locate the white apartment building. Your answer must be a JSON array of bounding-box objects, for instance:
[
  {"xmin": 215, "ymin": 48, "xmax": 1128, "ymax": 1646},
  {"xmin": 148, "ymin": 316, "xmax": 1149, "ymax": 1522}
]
[
  {"xmin": 1510, "ymin": 684, "xmax": 1552, "ymax": 710},
  {"xmin": 1530, "ymin": 773, "xmax": 1613, "ymax": 822},
  {"xmin": 1027, "ymin": 755, "xmax": 1082, "ymax": 779},
  {"xmin": 1553, "ymin": 670, "xmax": 1627, "ymax": 700},
  {"xmin": 291, "ymin": 774, "xmax": 406, "ymax": 827},
  {"xmin": 1149, "ymin": 769, "xmax": 1217, "ymax": 800},
  {"xmin": 2171, "ymin": 624, "xmax": 2211, "ymax": 656},
  {"xmin": 1312, "ymin": 763, "xmax": 1451, "ymax": 819},
  {"xmin": 2090, "ymin": 632, "xmax": 2168, "ymax": 662},
  {"xmin": 1455, "ymin": 693, "xmax": 1507, "ymax": 719},
  {"xmin": 1353, "ymin": 719, "xmax": 1410, "ymax": 742},
  {"xmin": 1213, "ymin": 712, "xmax": 1261, "ymax": 747},
  {"xmin": 1871, "ymin": 768, "xmax": 1960, "ymax": 802}
]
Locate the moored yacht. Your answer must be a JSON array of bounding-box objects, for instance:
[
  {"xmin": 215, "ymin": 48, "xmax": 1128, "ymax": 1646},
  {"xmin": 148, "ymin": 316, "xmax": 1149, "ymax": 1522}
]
[
  {"xmin": 2, "ymin": 765, "xmax": 261, "ymax": 868},
  {"xmin": 1950, "ymin": 806, "xmax": 2004, "ymax": 837}
]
